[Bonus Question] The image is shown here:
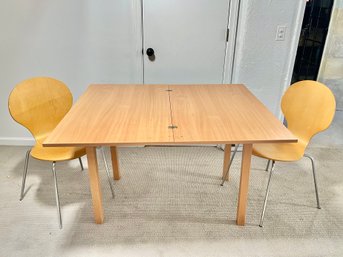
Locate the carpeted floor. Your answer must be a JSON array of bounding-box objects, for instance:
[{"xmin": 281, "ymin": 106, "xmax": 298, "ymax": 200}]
[{"xmin": 1, "ymin": 145, "xmax": 343, "ymax": 257}]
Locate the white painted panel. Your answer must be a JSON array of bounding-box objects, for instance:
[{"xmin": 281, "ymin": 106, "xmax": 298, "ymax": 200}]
[
  {"xmin": 230, "ymin": 0, "xmax": 306, "ymax": 118},
  {"xmin": 318, "ymin": 0, "xmax": 343, "ymax": 110},
  {"xmin": 143, "ymin": 0, "xmax": 230, "ymax": 84},
  {"xmin": 0, "ymin": 0, "xmax": 142, "ymax": 144}
]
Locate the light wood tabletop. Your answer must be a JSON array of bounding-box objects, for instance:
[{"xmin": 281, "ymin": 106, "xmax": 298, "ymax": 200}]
[
  {"xmin": 44, "ymin": 84, "xmax": 173, "ymax": 146},
  {"xmin": 44, "ymin": 84, "xmax": 297, "ymax": 226},
  {"xmin": 169, "ymin": 84, "xmax": 296, "ymax": 144}
]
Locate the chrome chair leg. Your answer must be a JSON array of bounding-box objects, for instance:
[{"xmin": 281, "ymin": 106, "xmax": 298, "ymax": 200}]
[
  {"xmin": 216, "ymin": 144, "xmax": 225, "ymax": 151},
  {"xmin": 20, "ymin": 149, "xmax": 31, "ymax": 201},
  {"xmin": 304, "ymin": 154, "xmax": 321, "ymax": 209},
  {"xmin": 265, "ymin": 159, "xmax": 271, "ymax": 171},
  {"xmin": 259, "ymin": 160, "xmax": 275, "ymax": 227},
  {"xmin": 79, "ymin": 157, "xmax": 84, "ymax": 171},
  {"xmin": 100, "ymin": 147, "xmax": 115, "ymax": 199},
  {"xmin": 52, "ymin": 161, "xmax": 62, "ymax": 229},
  {"xmin": 221, "ymin": 144, "xmax": 240, "ymax": 186}
]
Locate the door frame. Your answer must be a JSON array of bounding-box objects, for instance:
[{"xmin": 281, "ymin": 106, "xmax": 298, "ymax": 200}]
[{"xmin": 222, "ymin": 0, "xmax": 241, "ymax": 84}]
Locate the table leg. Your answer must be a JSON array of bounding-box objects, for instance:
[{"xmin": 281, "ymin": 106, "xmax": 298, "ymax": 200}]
[
  {"xmin": 222, "ymin": 144, "xmax": 231, "ymax": 181},
  {"xmin": 86, "ymin": 147, "xmax": 104, "ymax": 224},
  {"xmin": 110, "ymin": 146, "xmax": 121, "ymax": 180},
  {"xmin": 236, "ymin": 144, "xmax": 253, "ymax": 225}
]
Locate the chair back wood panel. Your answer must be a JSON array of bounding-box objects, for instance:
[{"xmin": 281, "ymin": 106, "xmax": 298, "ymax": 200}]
[
  {"xmin": 8, "ymin": 77, "xmax": 73, "ymax": 144},
  {"xmin": 281, "ymin": 80, "xmax": 336, "ymax": 147}
]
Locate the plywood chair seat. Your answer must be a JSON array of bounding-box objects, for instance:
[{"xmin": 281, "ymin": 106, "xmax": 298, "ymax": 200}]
[
  {"xmin": 222, "ymin": 80, "xmax": 336, "ymax": 227},
  {"xmin": 31, "ymin": 142, "xmax": 86, "ymax": 162},
  {"xmin": 8, "ymin": 77, "xmax": 114, "ymax": 229},
  {"xmin": 252, "ymin": 141, "xmax": 306, "ymax": 162},
  {"xmin": 9, "ymin": 77, "xmax": 85, "ymax": 162},
  {"xmin": 253, "ymin": 80, "xmax": 336, "ymax": 226}
]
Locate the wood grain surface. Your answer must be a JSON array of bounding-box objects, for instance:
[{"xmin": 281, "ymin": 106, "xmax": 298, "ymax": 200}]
[
  {"xmin": 169, "ymin": 84, "xmax": 297, "ymax": 144},
  {"xmin": 44, "ymin": 84, "xmax": 296, "ymax": 146},
  {"xmin": 43, "ymin": 84, "xmax": 297, "ymax": 226},
  {"xmin": 44, "ymin": 84, "xmax": 173, "ymax": 146},
  {"xmin": 86, "ymin": 147, "xmax": 104, "ymax": 224}
]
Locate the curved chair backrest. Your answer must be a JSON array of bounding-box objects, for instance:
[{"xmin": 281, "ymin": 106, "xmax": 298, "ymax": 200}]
[
  {"xmin": 281, "ymin": 80, "xmax": 336, "ymax": 146},
  {"xmin": 8, "ymin": 77, "xmax": 73, "ymax": 144}
]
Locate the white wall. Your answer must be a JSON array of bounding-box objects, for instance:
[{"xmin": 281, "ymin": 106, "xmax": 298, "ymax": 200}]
[
  {"xmin": 318, "ymin": 0, "xmax": 343, "ymax": 110},
  {"xmin": 0, "ymin": 0, "xmax": 142, "ymax": 145},
  {"xmin": 0, "ymin": 0, "xmax": 305, "ymax": 145},
  {"xmin": 229, "ymin": 0, "xmax": 306, "ymax": 118}
]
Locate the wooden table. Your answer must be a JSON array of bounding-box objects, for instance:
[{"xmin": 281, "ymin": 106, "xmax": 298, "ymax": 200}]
[{"xmin": 44, "ymin": 84, "xmax": 297, "ymax": 225}]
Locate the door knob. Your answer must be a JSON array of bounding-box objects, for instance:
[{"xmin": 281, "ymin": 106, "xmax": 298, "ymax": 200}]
[{"xmin": 146, "ymin": 48, "xmax": 155, "ymax": 56}]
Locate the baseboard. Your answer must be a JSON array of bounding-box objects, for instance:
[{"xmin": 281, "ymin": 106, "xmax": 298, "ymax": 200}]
[{"xmin": 0, "ymin": 137, "xmax": 34, "ymax": 146}]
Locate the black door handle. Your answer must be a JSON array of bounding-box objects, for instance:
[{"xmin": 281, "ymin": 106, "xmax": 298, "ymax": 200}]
[{"xmin": 146, "ymin": 48, "xmax": 155, "ymax": 56}]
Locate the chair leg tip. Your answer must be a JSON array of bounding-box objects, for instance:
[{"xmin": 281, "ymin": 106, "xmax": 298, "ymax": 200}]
[{"xmin": 259, "ymin": 224, "xmax": 263, "ymax": 228}]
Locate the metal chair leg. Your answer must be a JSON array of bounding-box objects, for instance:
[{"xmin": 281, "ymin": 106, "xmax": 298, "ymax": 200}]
[
  {"xmin": 304, "ymin": 154, "xmax": 321, "ymax": 209},
  {"xmin": 259, "ymin": 160, "xmax": 275, "ymax": 227},
  {"xmin": 20, "ymin": 149, "xmax": 31, "ymax": 201},
  {"xmin": 221, "ymin": 144, "xmax": 240, "ymax": 186},
  {"xmin": 100, "ymin": 147, "xmax": 115, "ymax": 199},
  {"xmin": 52, "ymin": 161, "xmax": 62, "ymax": 229},
  {"xmin": 79, "ymin": 157, "xmax": 84, "ymax": 171},
  {"xmin": 265, "ymin": 159, "xmax": 271, "ymax": 171}
]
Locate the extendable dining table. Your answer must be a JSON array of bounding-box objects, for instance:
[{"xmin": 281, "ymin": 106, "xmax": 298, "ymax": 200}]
[{"xmin": 44, "ymin": 84, "xmax": 297, "ymax": 226}]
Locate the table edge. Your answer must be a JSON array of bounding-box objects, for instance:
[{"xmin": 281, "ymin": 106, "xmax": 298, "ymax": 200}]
[{"xmin": 43, "ymin": 138, "xmax": 297, "ymax": 147}]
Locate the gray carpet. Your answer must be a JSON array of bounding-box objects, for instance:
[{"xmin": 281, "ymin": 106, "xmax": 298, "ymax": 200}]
[{"xmin": 1, "ymin": 145, "xmax": 343, "ymax": 257}]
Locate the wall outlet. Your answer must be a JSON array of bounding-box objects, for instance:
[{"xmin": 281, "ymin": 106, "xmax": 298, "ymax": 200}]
[{"xmin": 276, "ymin": 25, "xmax": 287, "ymax": 41}]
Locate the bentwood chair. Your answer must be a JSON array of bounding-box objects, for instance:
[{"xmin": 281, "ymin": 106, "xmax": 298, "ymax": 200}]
[
  {"xmin": 8, "ymin": 77, "xmax": 115, "ymax": 229},
  {"xmin": 222, "ymin": 80, "xmax": 336, "ymax": 227}
]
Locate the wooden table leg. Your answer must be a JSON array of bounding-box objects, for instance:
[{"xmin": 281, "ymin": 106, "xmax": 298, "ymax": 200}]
[
  {"xmin": 236, "ymin": 144, "xmax": 253, "ymax": 225},
  {"xmin": 222, "ymin": 144, "xmax": 231, "ymax": 181},
  {"xmin": 110, "ymin": 146, "xmax": 121, "ymax": 180},
  {"xmin": 86, "ymin": 147, "xmax": 104, "ymax": 224}
]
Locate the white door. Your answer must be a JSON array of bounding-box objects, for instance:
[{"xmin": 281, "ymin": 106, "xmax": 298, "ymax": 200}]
[{"xmin": 142, "ymin": 0, "xmax": 231, "ymax": 84}]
